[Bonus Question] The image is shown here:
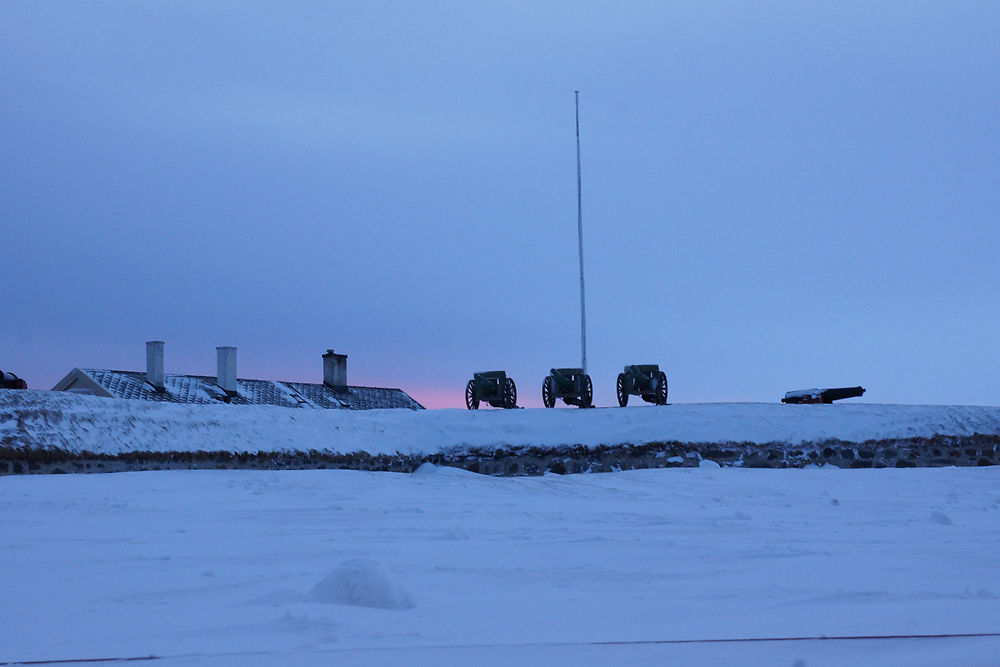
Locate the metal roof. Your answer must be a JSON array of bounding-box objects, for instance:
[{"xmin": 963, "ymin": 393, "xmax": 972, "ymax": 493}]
[{"xmin": 80, "ymin": 369, "xmax": 423, "ymax": 410}]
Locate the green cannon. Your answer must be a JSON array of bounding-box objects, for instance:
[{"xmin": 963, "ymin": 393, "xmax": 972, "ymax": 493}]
[
  {"xmin": 616, "ymin": 364, "xmax": 668, "ymax": 406},
  {"xmin": 465, "ymin": 371, "xmax": 517, "ymax": 409},
  {"xmin": 541, "ymin": 367, "xmax": 593, "ymax": 408}
]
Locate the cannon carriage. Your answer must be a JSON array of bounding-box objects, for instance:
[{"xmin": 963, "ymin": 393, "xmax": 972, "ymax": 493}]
[
  {"xmin": 616, "ymin": 364, "xmax": 668, "ymax": 406},
  {"xmin": 541, "ymin": 367, "xmax": 593, "ymax": 408},
  {"xmin": 465, "ymin": 371, "xmax": 517, "ymax": 409}
]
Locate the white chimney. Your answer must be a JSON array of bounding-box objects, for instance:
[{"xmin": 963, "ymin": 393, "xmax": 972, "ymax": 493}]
[
  {"xmin": 323, "ymin": 349, "xmax": 348, "ymax": 388},
  {"xmin": 217, "ymin": 346, "xmax": 237, "ymax": 396},
  {"xmin": 146, "ymin": 340, "xmax": 164, "ymax": 391}
]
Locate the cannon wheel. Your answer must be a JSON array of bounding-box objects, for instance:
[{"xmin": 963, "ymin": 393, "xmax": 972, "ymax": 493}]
[
  {"xmin": 504, "ymin": 377, "xmax": 517, "ymax": 409},
  {"xmin": 616, "ymin": 373, "xmax": 628, "ymax": 407},
  {"xmin": 542, "ymin": 376, "xmax": 555, "ymax": 408},
  {"xmin": 465, "ymin": 380, "xmax": 479, "ymax": 410},
  {"xmin": 656, "ymin": 371, "xmax": 668, "ymax": 405},
  {"xmin": 580, "ymin": 374, "xmax": 593, "ymax": 408}
]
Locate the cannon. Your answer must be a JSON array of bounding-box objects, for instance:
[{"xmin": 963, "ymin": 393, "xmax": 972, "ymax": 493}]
[
  {"xmin": 782, "ymin": 386, "xmax": 865, "ymax": 404},
  {"xmin": 616, "ymin": 364, "xmax": 668, "ymax": 406},
  {"xmin": 465, "ymin": 371, "xmax": 517, "ymax": 409},
  {"xmin": 1, "ymin": 370, "xmax": 27, "ymax": 390},
  {"xmin": 541, "ymin": 367, "xmax": 593, "ymax": 408}
]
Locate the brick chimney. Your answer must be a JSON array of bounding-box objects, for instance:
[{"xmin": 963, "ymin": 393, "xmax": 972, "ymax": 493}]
[
  {"xmin": 146, "ymin": 341, "xmax": 165, "ymax": 391},
  {"xmin": 216, "ymin": 346, "xmax": 237, "ymax": 396},
  {"xmin": 322, "ymin": 349, "xmax": 347, "ymax": 389}
]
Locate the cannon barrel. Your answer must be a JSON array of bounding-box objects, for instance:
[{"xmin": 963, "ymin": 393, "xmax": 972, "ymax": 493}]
[
  {"xmin": 819, "ymin": 386, "xmax": 865, "ymax": 402},
  {"xmin": 625, "ymin": 365, "xmax": 653, "ymax": 388},
  {"xmin": 782, "ymin": 386, "xmax": 865, "ymax": 404},
  {"xmin": 473, "ymin": 371, "xmax": 507, "ymax": 396},
  {"xmin": 549, "ymin": 368, "xmax": 580, "ymax": 392}
]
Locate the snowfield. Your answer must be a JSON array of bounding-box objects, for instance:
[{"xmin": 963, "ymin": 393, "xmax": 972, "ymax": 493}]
[
  {"xmin": 3, "ymin": 390, "xmax": 1000, "ymax": 456},
  {"xmin": 2, "ymin": 466, "xmax": 999, "ymax": 665}
]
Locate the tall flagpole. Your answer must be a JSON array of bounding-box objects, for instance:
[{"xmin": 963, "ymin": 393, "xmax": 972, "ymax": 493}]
[{"xmin": 575, "ymin": 91, "xmax": 587, "ymax": 375}]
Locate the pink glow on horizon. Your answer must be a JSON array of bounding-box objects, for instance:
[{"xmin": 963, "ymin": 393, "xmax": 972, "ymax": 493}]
[
  {"xmin": 407, "ymin": 384, "xmax": 547, "ymax": 410},
  {"xmin": 406, "ymin": 386, "xmax": 464, "ymax": 410}
]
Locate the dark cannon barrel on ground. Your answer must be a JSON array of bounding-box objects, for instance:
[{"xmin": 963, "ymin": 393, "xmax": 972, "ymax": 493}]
[{"xmin": 782, "ymin": 386, "xmax": 865, "ymax": 404}]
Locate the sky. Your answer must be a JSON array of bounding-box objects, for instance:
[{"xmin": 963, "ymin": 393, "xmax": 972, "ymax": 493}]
[{"xmin": 2, "ymin": 1, "xmax": 998, "ymax": 409}]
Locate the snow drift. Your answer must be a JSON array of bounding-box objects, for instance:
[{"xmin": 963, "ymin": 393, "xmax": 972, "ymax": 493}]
[{"xmin": 309, "ymin": 559, "xmax": 414, "ymax": 610}]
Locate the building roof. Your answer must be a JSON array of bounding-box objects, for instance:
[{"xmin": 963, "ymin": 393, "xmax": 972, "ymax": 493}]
[{"xmin": 53, "ymin": 368, "xmax": 424, "ymax": 410}]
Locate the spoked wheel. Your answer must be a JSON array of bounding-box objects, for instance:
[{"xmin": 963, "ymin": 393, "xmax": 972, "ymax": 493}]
[
  {"xmin": 465, "ymin": 380, "xmax": 479, "ymax": 410},
  {"xmin": 504, "ymin": 377, "xmax": 517, "ymax": 409},
  {"xmin": 616, "ymin": 373, "xmax": 628, "ymax": 407},
  {"xmin": 656, "ymin": 371, "xmax": 668, "ymax": 405},
  {"xmin": 580, "ymin": 374, "xmax": 593, "ymax": 408},
  {"xmin": 542, "ymin": 376, "xmax": 555, "ymax": 408}
]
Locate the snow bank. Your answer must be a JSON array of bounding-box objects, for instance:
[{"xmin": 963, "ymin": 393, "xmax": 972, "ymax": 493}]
[
  {"xmin": 2, "ymin": 389, "xmax": 1000, "ymax": 457},
  {"xmin": 309, "ymin": 559, "xmax": 414, "ymax": 610}
]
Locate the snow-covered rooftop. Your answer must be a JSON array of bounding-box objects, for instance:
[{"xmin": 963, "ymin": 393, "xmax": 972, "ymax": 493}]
[{"xmin": 54, "ymin": 369, "xmax": 423, "ymax": 411}]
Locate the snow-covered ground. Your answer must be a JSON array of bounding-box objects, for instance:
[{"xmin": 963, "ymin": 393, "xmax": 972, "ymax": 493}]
[
  {"xmin": 2, "ymin": 466, "xmax": 999, "ymax": 665},
  {"xmin": 4, "ymin": 390, "xmax": 1000, "ymax": 455}
]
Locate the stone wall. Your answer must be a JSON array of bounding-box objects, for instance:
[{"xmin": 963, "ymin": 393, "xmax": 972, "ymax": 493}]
[{"xmin": 2, "ymin": 433, "xmax": 998, "ymax": 476}]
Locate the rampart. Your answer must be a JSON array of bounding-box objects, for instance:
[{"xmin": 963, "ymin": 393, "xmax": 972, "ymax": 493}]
[{"xmin": 3, "ymin": 433, "xmax": 998, "ymax": 475}]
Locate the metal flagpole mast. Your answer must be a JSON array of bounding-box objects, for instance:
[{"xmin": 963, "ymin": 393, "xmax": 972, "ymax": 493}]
[{"xmin": 575, "ymin": 91, "xmax": 587, "ymax": 375}]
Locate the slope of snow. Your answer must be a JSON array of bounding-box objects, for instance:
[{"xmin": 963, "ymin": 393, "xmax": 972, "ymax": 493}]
[
  {"xmin": 1, "ymin": 467, "xmax": 998, "ymax": 665},
  {"xmin": 3, "ymin": 390, "xmax": 1000, "ymax": 456}
]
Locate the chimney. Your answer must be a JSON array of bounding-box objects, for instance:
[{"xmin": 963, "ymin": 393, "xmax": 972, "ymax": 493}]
[
  {"xmin": 217, "ymin": 346, "xmax": 237, "ymax": 396},
  {"xmin": 322, "ymin": 349, "xmax": 348, "ymax": 389},
  {"xmin": 146, "ymin": 340, "xmax": 165, "ymax": 391}
]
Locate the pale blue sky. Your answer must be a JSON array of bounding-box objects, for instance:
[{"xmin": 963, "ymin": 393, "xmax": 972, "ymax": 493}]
[{"xmin": 2, "ymin": 2, "xmax": 998, "ymax": 407}]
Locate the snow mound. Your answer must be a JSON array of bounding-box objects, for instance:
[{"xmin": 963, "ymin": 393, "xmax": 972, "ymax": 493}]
[
  {"xmin": 442, "ymin": 527, "xmax": 470, "ymax": 541},
  {"xmin": 929, "ymin": 511, "xmax": 953, "ymax": 525},
  {"xmin": 308, "ymin": 559, "xmax": 414, "ymax": 610},
  {"xmin": 413, "ymin": 462, "xmax": 477, "ymax": 477}
]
